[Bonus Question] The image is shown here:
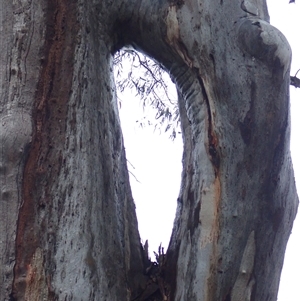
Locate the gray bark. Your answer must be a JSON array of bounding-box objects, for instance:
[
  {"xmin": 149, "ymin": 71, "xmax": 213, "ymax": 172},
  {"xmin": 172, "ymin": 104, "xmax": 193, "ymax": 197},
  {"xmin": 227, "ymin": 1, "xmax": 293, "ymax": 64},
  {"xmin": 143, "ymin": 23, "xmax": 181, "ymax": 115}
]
[{"xmin": 0, "ymin": 0, "xmax": 298, "ymax": 300}]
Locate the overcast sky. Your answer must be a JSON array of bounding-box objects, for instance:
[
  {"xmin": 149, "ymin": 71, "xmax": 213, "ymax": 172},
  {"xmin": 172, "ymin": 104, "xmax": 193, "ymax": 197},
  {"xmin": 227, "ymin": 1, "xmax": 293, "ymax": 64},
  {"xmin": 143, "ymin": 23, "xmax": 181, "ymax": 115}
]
[{"xmin": 117, "ymin": 1, "xmax": 300, "ymax": 299}]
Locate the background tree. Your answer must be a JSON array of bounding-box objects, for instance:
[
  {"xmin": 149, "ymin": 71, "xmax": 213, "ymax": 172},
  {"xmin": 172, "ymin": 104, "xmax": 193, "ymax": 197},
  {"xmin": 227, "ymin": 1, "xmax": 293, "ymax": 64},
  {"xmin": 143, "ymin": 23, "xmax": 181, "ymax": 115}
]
[{"xmin": 0, "ymin": 1, "xmax": 298, "ymax": 300}]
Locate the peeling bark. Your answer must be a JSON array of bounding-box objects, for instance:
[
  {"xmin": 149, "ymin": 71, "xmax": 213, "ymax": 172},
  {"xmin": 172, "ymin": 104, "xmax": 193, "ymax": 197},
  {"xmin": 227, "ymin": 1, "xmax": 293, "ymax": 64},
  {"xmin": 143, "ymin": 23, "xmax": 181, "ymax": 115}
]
[{"xmin": 0, "ymin": 0, "xmax": 298, "ymax": 300}]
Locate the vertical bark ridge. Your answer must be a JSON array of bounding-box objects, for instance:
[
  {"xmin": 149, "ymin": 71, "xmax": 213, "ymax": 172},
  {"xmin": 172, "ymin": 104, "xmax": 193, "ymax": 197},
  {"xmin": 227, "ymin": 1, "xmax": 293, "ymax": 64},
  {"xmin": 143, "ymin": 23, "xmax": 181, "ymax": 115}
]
[
  {"xmin": 0, "ymin": 1, "xmax": 47, "ymax": 299},
  {"xmin": 12, "ymin": 0, "xmax": 79, "ymax": 299}
]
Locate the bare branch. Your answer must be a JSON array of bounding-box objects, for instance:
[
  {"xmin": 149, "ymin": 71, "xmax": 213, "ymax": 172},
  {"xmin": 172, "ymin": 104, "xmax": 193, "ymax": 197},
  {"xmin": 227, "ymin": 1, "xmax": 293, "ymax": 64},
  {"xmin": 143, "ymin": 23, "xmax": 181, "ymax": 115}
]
[{"xmin": 290, "ymin": 75, "xmax": 300, "ymax": 88}]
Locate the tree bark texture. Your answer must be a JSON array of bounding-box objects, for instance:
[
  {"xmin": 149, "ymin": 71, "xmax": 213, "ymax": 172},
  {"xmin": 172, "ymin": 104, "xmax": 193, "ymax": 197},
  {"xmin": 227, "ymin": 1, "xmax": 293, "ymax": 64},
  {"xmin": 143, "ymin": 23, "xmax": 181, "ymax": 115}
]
[{"xmin": 0, "ymin": 0, "xmax": 298, "ymax": 300}]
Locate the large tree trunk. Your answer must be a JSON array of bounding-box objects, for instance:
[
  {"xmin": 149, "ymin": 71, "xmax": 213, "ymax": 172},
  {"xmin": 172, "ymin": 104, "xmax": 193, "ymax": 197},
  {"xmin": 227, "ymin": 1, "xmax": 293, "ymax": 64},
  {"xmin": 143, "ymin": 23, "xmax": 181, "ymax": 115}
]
[{"xmin": 0, "ymin": 0, "xmax": 298, "ymax": 300}]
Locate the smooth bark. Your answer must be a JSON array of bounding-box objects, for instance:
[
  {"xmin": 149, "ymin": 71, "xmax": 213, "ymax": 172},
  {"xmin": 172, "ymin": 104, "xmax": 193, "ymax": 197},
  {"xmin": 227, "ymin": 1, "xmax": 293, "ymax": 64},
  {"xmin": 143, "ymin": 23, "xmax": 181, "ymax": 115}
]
[{"xmin": 0, "ymin": 0, "xmax": 298, "ymax": 300}]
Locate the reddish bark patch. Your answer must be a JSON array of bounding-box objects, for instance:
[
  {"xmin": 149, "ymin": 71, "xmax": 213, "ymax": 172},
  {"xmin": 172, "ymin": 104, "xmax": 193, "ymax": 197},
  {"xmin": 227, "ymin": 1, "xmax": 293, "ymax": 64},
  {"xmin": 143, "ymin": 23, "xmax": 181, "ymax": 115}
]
[
  {"xmin": 12, "ymin": 0, "xmax": 79, "ymax": 299},
  {"xmin": 197, "ymin": 75, "xmax": 220, "ymax": 174}
]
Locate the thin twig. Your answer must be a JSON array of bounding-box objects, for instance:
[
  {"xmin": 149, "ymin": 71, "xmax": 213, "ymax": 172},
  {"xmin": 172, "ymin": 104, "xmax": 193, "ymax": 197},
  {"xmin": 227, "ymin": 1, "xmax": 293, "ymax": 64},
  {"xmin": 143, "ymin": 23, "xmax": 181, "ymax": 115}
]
[{"xmin": 128, "ymin": 170, "xmax": 141, "ymax": 183}]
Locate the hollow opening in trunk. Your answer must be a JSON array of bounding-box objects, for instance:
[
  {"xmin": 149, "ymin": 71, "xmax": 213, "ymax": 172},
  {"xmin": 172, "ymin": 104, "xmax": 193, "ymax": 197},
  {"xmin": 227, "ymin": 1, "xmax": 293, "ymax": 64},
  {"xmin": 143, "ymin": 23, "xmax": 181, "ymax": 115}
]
[{"xmin": 113, "ymin": 49, "xmax": 183, "ymax": 259}]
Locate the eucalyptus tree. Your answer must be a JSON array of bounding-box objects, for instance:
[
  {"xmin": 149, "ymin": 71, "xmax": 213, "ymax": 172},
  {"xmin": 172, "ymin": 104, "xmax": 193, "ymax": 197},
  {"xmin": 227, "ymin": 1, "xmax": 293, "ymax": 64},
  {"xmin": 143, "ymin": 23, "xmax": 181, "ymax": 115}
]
[{"xmin": 0, "ymin": 0, "xmax": 298, "ymax": 300}]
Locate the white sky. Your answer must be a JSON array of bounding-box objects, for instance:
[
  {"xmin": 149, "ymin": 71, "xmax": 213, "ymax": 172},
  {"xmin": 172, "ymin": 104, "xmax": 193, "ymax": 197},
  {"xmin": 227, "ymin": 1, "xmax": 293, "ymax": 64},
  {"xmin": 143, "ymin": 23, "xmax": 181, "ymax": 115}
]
[{"xmin": 117, "ymin": 1, "xmax": 300, "ymax": 299}]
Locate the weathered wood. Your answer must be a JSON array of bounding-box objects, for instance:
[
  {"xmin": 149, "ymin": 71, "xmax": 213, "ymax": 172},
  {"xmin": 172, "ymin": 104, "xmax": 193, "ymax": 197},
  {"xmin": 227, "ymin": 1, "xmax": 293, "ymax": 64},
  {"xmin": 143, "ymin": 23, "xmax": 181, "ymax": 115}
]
[{"xmin": 0, "ymin": 0, "xmax": 297, "ymax": 300}]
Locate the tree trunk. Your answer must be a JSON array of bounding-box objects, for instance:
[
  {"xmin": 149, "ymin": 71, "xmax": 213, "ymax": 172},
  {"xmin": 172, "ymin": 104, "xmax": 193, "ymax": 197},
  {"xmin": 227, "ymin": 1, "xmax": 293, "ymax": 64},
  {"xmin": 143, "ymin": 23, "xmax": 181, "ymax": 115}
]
[{"xmin": 0, "ymin": 0, "xmax": 298, "ymax": 300}]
